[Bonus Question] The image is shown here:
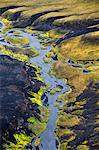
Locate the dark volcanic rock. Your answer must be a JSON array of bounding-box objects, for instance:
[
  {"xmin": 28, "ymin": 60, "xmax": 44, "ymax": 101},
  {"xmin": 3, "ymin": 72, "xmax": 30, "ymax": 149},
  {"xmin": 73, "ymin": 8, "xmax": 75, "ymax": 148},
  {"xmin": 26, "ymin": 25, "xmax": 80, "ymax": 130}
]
[
  {"xmin": 0, "ymin": 55, "xmax": 31, "ymax": 121},
  {"xmin": 0, "ymin": 55, "xmax": 44, "ymax": 148}
]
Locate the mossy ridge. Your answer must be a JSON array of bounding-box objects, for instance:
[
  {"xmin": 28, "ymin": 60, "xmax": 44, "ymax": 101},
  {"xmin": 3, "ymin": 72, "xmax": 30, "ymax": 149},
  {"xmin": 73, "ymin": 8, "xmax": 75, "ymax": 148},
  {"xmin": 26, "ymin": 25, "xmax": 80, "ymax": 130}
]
[
  {"xmin": 0, "ymin": 45, "xmax": 29, "ymax": 62},
  {"xmin": 29, "ymin": 86, "xmax": 47, "ymax": 106},
  {"xmin": 0, "ymin": 17, "xmax": 13, "ymax": 33},
  {"xmin": 5, "ymin": 133, "xmax": 33, "ymax": 150},
  {"xmin": 3, "ymin": 67, "xmax": 50, "ymax": 150},
  {"xmin": 0, "ymin": 41, "xmax": 39, "ymax": 61}
]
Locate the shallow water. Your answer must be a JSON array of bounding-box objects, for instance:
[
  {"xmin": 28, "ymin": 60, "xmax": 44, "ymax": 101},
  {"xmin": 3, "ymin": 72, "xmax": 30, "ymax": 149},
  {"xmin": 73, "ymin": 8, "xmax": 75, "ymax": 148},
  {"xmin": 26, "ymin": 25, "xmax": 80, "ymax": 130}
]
[{"xmin": 0, "ymin": 21, "xmax": 69, "ymax": 150}]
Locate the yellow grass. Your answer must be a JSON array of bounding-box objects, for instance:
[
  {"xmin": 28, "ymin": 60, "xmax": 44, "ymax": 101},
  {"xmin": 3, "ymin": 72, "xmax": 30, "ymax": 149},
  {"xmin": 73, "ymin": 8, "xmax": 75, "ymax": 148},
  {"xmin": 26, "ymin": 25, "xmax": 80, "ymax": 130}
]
[{"xmin": 0, "ymin": 0, "xmax": 99, "ymax": 28}]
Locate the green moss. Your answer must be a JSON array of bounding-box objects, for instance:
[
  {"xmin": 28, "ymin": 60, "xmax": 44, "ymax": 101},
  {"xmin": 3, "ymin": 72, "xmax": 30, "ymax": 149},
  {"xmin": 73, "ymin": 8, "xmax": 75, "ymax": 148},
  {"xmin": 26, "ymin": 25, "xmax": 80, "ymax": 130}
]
[
  {"xmin": 13, "ymin": 31, "xmax": 21, "ymax": 34},
  {"xmin": 58, "ymin": 86, "xmax": 72, "ymax": 101},
  {"xmin": 29, "ymin": 86, "xmax": 47, "ymax": 106},
  {"xmin": 45, "ymin": 51, "xmax": 54, "ymax": 58},
  {"xmin": 31, "ymin": 97, "xmax": 42, "ymax": 106},
  {"xmin": 39, "ymin": 106, "xmax": 50, "ymax": 123},
  {"xmin": 30, "ymin": 91, "xmax": 42, "ymax": 106},
  {"xmin": 34, "ymin": 137, "xmax": 41, "ymax": 147},
  {"xmin": 5, "ymin": 133, "xmax": 33, "ymax": 150},
  {"xmin": 43, "ymin": 57, "xmax": 51, "ymax": 63},
  {"xmin": 41, "ymin": 46, "xmax": 47, "ymax": 50},
  {"xmin": 50, "ymin": 86, "xmax": 62, "ymax": 95},
  {"xmin": 0, "ymin": 45, "xmax": 29, "ymax": 62},
  {"xmin": 77, "ymin": 145, "xmax": 89, "ymax": 150},
  {"xmin": 54, "ymin": 102, "xmax": 60, "ymax": 107},
  {"xmin": 85, "ymin": 65, "xmax": 99, "ymax": 71},
  {"xmin": 40, "ymin": 32, "xmax": 49, "ymax": 38},
  {"xmin": 27, "ymin": 117, "xmax": 38, "ymax": 123},
  {"xmin": 28, "ymin": 121, "xmax": 47, "ymax": 136},
  {"xmin": 6, "ymin": 36, "xmax": 29, "ymax": 47},
  {"xmin": 0, "ymin": 17, "xmax": 12, "ymax": 33},
  {"xmin": 25, "ymin": 26, "xmax": 34, "ymax": 33},
  {"xmin": 57, "ymin": 112, "xmax": 80, "ymax": 128},
  {"xmin": 48, "ymin": 28, "xmax": 68, "ymax": 39},
  {"xmin": 72, "ymin": 109, "xmax": 84, "ymax": 115}
]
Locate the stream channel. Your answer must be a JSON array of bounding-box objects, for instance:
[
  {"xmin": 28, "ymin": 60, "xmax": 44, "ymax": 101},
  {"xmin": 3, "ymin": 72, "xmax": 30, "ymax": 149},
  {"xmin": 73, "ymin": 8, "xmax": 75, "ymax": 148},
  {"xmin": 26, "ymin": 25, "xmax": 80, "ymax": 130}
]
[{"xmin": 0, "ymin": 20, "xmax": 70, "ymax": 150}]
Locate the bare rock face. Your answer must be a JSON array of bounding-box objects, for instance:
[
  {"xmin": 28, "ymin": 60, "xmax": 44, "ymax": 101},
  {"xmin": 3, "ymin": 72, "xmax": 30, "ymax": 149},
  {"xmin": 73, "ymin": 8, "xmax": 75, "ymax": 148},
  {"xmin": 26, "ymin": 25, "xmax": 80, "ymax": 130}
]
[
  {"xmin": 0, "ymin": 55, "xmax": 44, "ymax": 148},
  {"xmin": 0, "ymin": 55, "xmax": 30, "ymax": 120}
]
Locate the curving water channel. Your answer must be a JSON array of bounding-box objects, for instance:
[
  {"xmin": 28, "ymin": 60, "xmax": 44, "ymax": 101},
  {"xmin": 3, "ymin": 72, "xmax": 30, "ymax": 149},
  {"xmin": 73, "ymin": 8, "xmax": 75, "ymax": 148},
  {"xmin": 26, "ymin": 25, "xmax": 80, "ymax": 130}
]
[{"xmin": 0, "ymin": 20, "xmax": 69, "ymax": 150}]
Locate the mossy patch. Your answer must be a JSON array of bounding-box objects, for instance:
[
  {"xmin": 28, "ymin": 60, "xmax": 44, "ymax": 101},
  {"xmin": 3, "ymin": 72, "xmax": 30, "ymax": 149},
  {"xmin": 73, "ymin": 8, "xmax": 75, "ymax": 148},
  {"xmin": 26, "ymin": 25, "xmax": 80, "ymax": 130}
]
[
  {"xmin": 0, "ymin": 44, "xmax": 39, "ymax": 62},
  {"xmin": 0, "ymin": 17, "xmax": 12, "ymax": 33},
  {"xmin": 5, "ymin": 133, "xmax": 33, "ymax": 150},
  {"xmin": 34, "ymin": 137, "xmax": 41, "ymax": 147},
  {"xmin": 27, "ymin": 117, "xmax": 38, "ymax": 123},
  {"xmin": 57, "ymin": 112, "xmax": 80, "ymax": 128},
  {"xmin": 85, "ymin": 65, "xmax": 99, "ymax": 71},
  {"xmin": 54, "ymin": 102, "xmax": 60, "ymax": 107},
  {"xmin": 48, "ymin": 28, "xmax": 69, "ymax": 39},
  {"xmin": 45, "ymin": 51, "xmax": 54, "ymax": 58},
  {"xmin": 50, "ymin": 86, "xmax": 62, "ymax": 95},
  {"xmin": 28, "ymin": 121, "xmax": 47, "ymax": 136},
  {"xmin": 39, "ymin": 106, "xmax": 50, "ymax": 123},
  {"xmin": 6, "ymin": 35, "xmax": 30, "ymax": 47},
  {"xmin": 0, "ymin": 45, "xmax": 29, "ymax": 62},
  {"xmin": 13, "ymin": 31, "xmax": 21, "ymax": 34},
  {"xmin": 43, "ymin": 57, "xmax": 51, "ymax": 63},
  {"xmin": 77, "ymin": 145, "xmax": 89, "ymax": 150},
  {"xmin": 29, "ymin": 86, "xmax": 47, "ymax": 106}
]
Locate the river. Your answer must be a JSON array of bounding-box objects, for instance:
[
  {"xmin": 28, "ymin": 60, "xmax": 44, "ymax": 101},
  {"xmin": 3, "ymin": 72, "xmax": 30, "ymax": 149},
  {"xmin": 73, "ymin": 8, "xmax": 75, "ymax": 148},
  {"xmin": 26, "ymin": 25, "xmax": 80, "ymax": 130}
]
[{"xmin": 0, "ymin": 20, "xmax": 70, "ymax": 150}]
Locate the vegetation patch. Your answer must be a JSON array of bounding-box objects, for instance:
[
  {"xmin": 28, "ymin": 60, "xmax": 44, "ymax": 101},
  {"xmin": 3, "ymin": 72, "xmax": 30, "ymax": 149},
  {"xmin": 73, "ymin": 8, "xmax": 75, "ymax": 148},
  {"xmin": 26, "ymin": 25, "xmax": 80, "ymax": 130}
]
[
  {"xmin": 0, "ymin": 17, "xmax": 12, "ymax": 33},
  {"xmin": 55, "ymin": 82, "xmax": 99, "ymax": 150},
  {"xmin": 43, "ymin": 57, "xmax": 51, "ymax": 63},
  {"xmin": 6, "ymin": 35, "xmax": 30, "ymax": 47},
  {"xmin": 0, "ymin": 45, "xmax": 29, "ymax": 62},
  {"xmin": 50, "ymin": 86, "xmax": 62, "ymax": 95}
]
